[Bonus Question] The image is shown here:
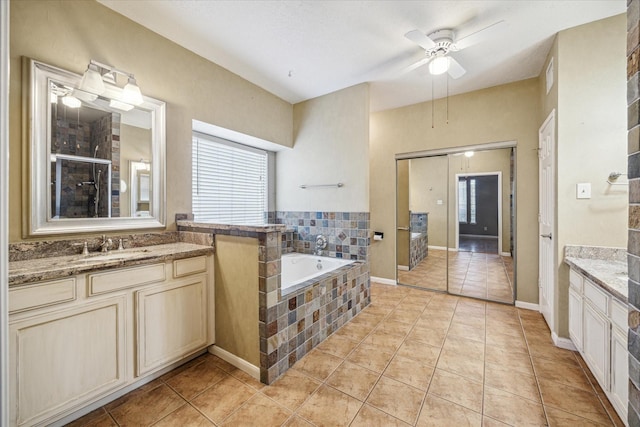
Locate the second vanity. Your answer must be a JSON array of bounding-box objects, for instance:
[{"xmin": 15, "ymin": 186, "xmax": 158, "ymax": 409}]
[
  {"xmin": 7, "ymin": 241, "xmax": 215, "ymax": 427},
  {"xmin": 564, "ymin": 245, "xmax": 628, "ymax": 425}
]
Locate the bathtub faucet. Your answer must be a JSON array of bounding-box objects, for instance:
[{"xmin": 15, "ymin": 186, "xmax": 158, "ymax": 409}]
[{"xmin": 315, "ymin": 234, "xmax": 327, "ymax": 256}]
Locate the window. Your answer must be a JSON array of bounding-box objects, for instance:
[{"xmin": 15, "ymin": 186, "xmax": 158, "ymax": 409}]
[
  {"xmin": 192, "ymin": 133, "xmax": 268, "ymax": 225},
  {"xmin": 458, "ymin": 177, "xmax": 476, "ymax": 224}
]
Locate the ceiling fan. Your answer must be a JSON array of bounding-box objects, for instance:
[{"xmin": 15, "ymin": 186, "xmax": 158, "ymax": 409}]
[{"xmin": 404, "ymin": 20, "xmax": 507, "ymax": 79}]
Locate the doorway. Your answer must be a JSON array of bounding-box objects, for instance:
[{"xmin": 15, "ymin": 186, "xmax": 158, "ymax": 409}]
[{"xmin": 395, "ymin": 142, "xmax": 516, "ymax": 304}]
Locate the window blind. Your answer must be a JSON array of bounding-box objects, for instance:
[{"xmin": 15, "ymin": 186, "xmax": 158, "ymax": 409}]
[{"xmin": 192, "ymin": 134, "xmax": 267, "ymax": 225}]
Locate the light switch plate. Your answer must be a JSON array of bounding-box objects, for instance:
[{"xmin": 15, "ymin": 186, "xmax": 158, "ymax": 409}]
[
  {"xmin": 437, "ymin": 200, "xmax": 443, "ymax": 205},
  {"xmin": 576, "ymin": 183, "xmax": 591, "ymax": 199}
]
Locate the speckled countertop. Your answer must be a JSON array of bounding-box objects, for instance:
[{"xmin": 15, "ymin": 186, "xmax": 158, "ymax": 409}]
[
  {"xmin": 9, "ymin": 242, "xmax": 214, "ymax": 288},
  {"xmin": 176, "ymin": 220, "xmax": 286, "ymax": 233},
  {"xmin": 564, "ymin": 245, "xmax": 628, "ymax": 302}
]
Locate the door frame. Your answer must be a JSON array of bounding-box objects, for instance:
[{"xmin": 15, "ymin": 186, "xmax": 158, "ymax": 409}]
[
  {"xmin": 538, "ymin": 109, "xmax": 556, "ymax": 331},
  {"xmin": 454, "ymin": 171, "xmax": 502, "ymax": 255}
]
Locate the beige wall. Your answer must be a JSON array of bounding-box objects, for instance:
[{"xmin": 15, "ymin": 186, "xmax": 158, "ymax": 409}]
[
  {"xmin": 408, "ymin": 156, "xmax": 448, "ymax": 247},
  {"xmin": 214, "ymin": 235, "xmax": 260, "ymax": 367},
  {"xmin": 9, "ymin": 0, "xmax": 293, "ymax": 242},
  {"xmin": 548, "ymin": 14, "xmax": 627, "ymax": 337},
  {"xmin": 276, "ymin": 84, "xmax": 370, "ymax": 212},
  {"xmin": 120, "ymin": 124, "xmax": 151, "ymax": 217},
  {"xmin": 396, "ymin": 159, "xmax": 409, "ymax": 267},
  {"xmin": 370, "ymin": 78, "xmax": 540, "ymax": 303}
]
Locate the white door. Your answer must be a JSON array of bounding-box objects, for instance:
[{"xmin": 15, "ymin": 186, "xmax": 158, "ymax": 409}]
[{"xmin": 539, "ymin": 110, "xmax": 555, "ymax": 330}]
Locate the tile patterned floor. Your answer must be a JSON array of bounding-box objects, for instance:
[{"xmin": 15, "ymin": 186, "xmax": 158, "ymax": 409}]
[
  {"xmin": 68, "ymin": 283, "xmax": 623, "ymax": 427},
  {"xmin": 398, "ymin": 249, "xmax": 514, "ymax": 303}
]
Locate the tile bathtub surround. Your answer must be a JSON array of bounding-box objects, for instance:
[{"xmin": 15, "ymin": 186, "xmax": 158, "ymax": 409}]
[
  {"xmin": 273, "ymin": 211, "xmax": 370, "ymax": 261},
  {"xmin": 176, "ymin": 220, "xmax": 371, "ymax": 384},
  {"xmin": 68, "ymin": 283, "xmax": 623, "ymax": 427},
  {"xmin": 630, "ymin": 2, "xmax": 640, "ymax": 425},
  {"xmin": 8, "ymin": 231, "xmax": 179, "ymax": 262}
]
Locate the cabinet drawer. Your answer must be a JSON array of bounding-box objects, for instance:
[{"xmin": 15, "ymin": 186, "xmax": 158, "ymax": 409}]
[
  {"xmin": 583, "ymin": 279, "xmax": 610, "ymax": 315},
  {"xmin": 9, "ymin": 278, "xmax": 76, "ymax": 314},
  {"xmin": 611, "ymin": 298, "xmax": 628, "ymax": 331},
  {"xmin": 88, "ymin": 264, "xmax": 166, "ymax": 296},
  {"xmin": 569, "ymin": 269, "xmax": 583, "ymax": 292},
  {"xmin": 173, "ymin": 256, "xmax": 207, "ymax": 278}
]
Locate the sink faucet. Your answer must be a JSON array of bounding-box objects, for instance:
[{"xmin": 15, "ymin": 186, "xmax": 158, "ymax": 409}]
[{"xmin": 100, "ymin": 235, "xmax": 113, "ymax": 253}]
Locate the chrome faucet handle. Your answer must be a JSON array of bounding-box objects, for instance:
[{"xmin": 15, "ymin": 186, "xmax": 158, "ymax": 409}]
[
  {"xmin": 72, "ymin": 242, "xmax": 89, "ymax": 256},
  {"xmin": 117, "ymin": 238, "xmax": 125, "ymax": 251},
  {"xmin": 100, "ymin": 235, "xmax": 113, "ymax": 252}
]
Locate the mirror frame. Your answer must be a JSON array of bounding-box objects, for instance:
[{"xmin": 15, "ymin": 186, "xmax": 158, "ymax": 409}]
[{"xmin": 28, "ymin": 58, "xmax": 166, "ymax": 236}]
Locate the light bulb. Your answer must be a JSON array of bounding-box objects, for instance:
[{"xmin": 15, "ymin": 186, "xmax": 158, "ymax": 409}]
[
  {"xmin": 464, "ymin": 151, "xmax": 474, "ymax": 158},
  {"xmin": 122, "ymin": 77, "xmax": 143, "ymax": 105},
  {"xmin": 429, "ymin": 56, "xmax": 450, "ymax": 75}
]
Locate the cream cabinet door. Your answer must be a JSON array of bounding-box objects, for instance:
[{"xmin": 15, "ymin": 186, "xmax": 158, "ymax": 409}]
[
  {"xmin": 9, "ymin": 296, "xmax": 127, "ymax": 426},
  {"xmin": 583, "ymin": 301, "xmax": 611, "ymax": 390},
  {"xmin": 135, "ymin": 276, "xmax": 208, "ymax": 376},
  {"xmin": 568, "ymin": 287, "xmax": 583, "ymax": 352},
  {"xmin": 611, "ymin": 326, "xmax": 629, "ymax": 423}
]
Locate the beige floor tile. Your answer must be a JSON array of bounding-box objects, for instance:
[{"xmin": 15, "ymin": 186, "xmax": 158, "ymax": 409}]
[
  {"xmin": 326, "ymin": 360, "xmax": 380, "ymax": 401},
  {"xmin": 545, "ymin": 406, "xmax": 612, "ymax": 426},
  {"xmin": 153, "ymin": 404, "xmax": 213, "ymax": 427},
  {"xmin": 221, "ymin": 393, "xmax": 291, "ymax": 426},
  {"xmin": 538, "ymin": 378, "xmax": 611, "ymax": 424},
  {"xmin": 262, "ymin": 368, "xmax": 321, "ymax": 411},
  {"xmin": 296, "ymin": 385, "xmax": 362, "ymax": 427},
  {"xmin": 447, "ymin": 322, "xmax": 485, "ymax": 342},
  {"xmin": 231, "ymin": 369, "xmax": 266, "ymax": 391},
  {"xmin": 109, "ymin": 384, "xmax": 186, "ymax": 426},
  {"xmin": 528, "ymin": 342, "xmax": 579, "ymax": 365},
  {"xmin": 191, "ymin": 376, "xmax": 256, "ymax": 424},
  {"xmin": 350, "ymin": 404, "xmax": 411, "ymax": 426},
  {"xmin": 485, "ymin": 345, "xmax": 534, "ymax": 376},
  {"xmin": 348, "ymin": 342, "xmax": 395, "ymax": 372},
  {"xmin": 417, "ymin": 394, "xmax": 482, "ymax": 427},
  {"xmin": 443, "ymin": 335, "xmax": 485, "ymax": 357},
  {"xmin": 165, "ymin": 358, "xmax": 228, "ymax": 399},
  {"xmin": 395, "ymin": 339, "xmax": 441, "ymax": 365},
  {"xmin": 483, "ymin": 386, "xmax": 547, "ymax": 426},
  {"xmin": 407, "ymin": 325, "xmax": 448, "ymax": 347},
  {"xmin": 66, "ymin": 408, "xmax": 114, "ymax": 427},
  {"xmin": 428, "ymin": 369, "xmax": 483, "ymax": 413},
  {"xmin": 333, "ymin": 322, "xmax": 372, "ymax": 342},
  {"xmin": 366, "ymin": 376, "xmax": 425, "ymax": 425},
  {"xmin": 281, "ymin": 415, "xmax": 314, "ymax": 426},
  {"xmin": 361, "ymin": 329, "xmax": 405, "ymax": 352},
  {"xmin": 484, "ymin": 362, "xmax": 541, "ymax": 402},
  {"xmin": 486, "ymin": 329, "xmax": 528, "ymax": 351},
  {"xmin": 481, "ymin": 416, "xmax": 511, "ymax": 426},
  {"xmin": 436, "ymin": 349, "xmax": 484, "ymax": 382},
  {"xmin": 375, "ymin": 319, "xmax": 415, "ymax": 337},
  {"xmin": 105, "ymin": 378, "xmax": 165, "ymax": 411},
  {"xmin": 383, "ymin": 353, "xmax": 434, "ymax": 390},
  {"xmin": 386, "ymin": 309, "xmax": 422, "ymax": 324},
  {"xmin": 293, "ymin": 349, "xmax": 343, "ymax": 381},
  {"xmin": 532, "ymin": 357, "xmax": 593, "ymax": 391},
  {"xmin": 315, "ymin": 333, "xmax": 360, "ymax": 358},
  {"xmin": 160, "ymin": 355, "xmax": 210, "ymax": 381},
  {"xmin": 207, "ymin": 354, "xmax": 240, "ymax": 374},
  {"xmin": 414, "ymin": 316, "xmax": 451, "ymax": 331}
]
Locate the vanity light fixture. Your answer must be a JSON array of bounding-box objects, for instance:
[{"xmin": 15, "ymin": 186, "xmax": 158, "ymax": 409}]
[
  {"xmin": 79, "ymin": 59, "xmax": 144, "ymax": 105},
  {"xmin": 109, "ymin": 99, "xmax": 134, "ymax": 112},
  {"xmin": 61, "ymin": 94, "xmax": 82, "ymax": 109}
]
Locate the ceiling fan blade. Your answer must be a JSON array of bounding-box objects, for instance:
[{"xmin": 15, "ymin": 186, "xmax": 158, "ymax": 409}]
[
  {"xmin": 402, "ymin": 56, "xmax": 433, "ymax": 74},
  {"xmin": 447, "ymin": 56, "xmax": 466, "ymax": 79},
  {"xmin": 405, "ymin": 29, "xmax": 436, "ymax": 50},
  {"xmin": 454, "ymin": 20, "xmax": 507, "ymax": 51}
]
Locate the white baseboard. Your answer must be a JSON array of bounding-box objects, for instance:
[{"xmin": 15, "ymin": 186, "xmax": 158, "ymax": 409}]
[
  {"xmin": 500, "ymin": 252, "xmax": 511, "ymax": 257},
  {"xmin": 515, "ymin": 300, "xmax": 539, "ymax": 311},
  {"xmin": 428, "ymin": 245, "xmax": 458, "ymax": 252},
  {"xmin": 397, "ymin": 265, "xmax": 409, "ymax": 271},
  {"xmin": 552, "ymin": 332, "xmax": 577, "ymax": 351},
  {"xmin": 370, "ymin": 276, "xmax": 397, "ymax": 285},
  {"xmin": 209, "ymin": 345, "xmax": 260, "ymax": 380}
]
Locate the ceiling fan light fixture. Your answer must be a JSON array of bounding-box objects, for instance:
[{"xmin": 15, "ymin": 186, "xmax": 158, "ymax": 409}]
[{"xmin": 429, "ymin": 56, "xmax": 450, "ymax": 75}]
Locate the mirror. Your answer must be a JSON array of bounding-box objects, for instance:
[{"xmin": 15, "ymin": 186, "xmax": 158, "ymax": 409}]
[
  {"xmin": 29, "ymin": 59, "xmax": 166, "ymax": 235},
  {"xmin": 396, "ymin": 145, "xmax": 516, "ymax": 304}
]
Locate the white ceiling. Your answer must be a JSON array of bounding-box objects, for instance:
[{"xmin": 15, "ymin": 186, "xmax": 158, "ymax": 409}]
[{"xmin": 99, "ymin": 0, "xmax": 625, "ymax": 112}]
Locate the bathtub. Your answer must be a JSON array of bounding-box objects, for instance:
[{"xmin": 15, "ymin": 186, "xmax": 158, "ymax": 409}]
[{"xmin": 281, "ymin": 253, "xmax": 355, "ymax": 294}]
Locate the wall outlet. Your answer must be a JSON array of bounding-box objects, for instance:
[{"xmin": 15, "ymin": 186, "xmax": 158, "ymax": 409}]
[{"xmin": 576, "ymin": 182, "xmax": 591, "ymax": 199}]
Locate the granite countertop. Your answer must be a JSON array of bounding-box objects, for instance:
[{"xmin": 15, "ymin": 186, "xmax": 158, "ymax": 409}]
[
  {"xmin": 564, "ymin": 245, "xmax": 628, "ymax": 302},
  {"xmin": 177, "ymin": 220, "xmax": 286, "ymax": 233},
  {"xmin": 9, "ymin": 242, "xmax": 214, "ymax": 288}
]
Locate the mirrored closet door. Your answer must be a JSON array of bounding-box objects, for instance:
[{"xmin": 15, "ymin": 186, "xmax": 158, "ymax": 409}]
[{"xmin": 396, "ymin": 144, "xmax": 516, "ymax": 304}]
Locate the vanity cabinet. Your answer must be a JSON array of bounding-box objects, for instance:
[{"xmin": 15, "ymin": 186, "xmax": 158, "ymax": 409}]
[
  {"xmin": 567, "ymin": 268, "xmax": 628, "ymax": 425},
  {"xmin": 8, "ymin": 253, "xmax": 214, "ymax": 427}
]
